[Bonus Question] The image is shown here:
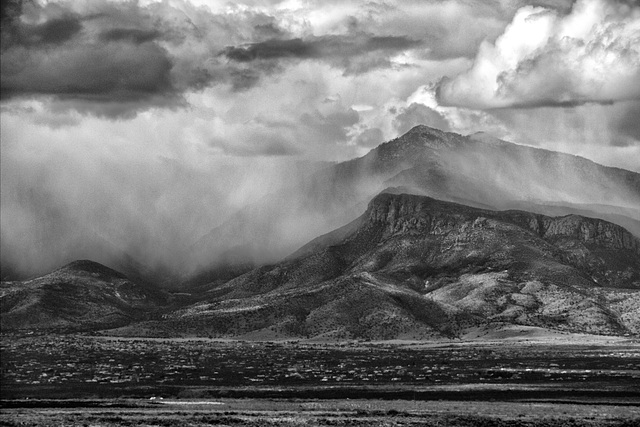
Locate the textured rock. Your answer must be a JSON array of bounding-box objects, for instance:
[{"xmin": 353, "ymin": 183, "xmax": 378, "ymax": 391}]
[
  {"xmin": 366, "ymin": 193, "xmax": 640, "ymax": 255},
  {"xmin": 539, "ymin": 215, "xmax": 640, "ymax": 253}
]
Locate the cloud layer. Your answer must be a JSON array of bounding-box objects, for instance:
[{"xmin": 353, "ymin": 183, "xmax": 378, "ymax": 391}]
[{"xmin": 0, "ymin": 0, "xmax": 443, "ymax": 117}]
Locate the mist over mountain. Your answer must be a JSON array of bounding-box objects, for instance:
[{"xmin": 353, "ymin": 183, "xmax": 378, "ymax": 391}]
[
  {"xmin": 186, "ymin": 125, "xmax": 640, "ymax": 286},
  {"xmin": 2, "ymin": 125, "xmax": 639, "ymax": 290}
]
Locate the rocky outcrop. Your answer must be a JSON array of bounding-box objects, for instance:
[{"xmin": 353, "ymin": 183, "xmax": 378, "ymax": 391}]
[
  {"xmin": 537, "ymin": 215, "xmax": 640, "ymax": 254},
  {"xmin": 366, "ymin": 193, "xmax": 473, "ymax": 234},
  {"xmin": 366, "ymin": 192, "xmax": 640, "ymax": 255}
]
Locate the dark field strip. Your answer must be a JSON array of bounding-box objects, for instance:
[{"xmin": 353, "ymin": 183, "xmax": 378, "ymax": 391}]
[
  {"xmin": 1, "ymin": 399, "xmax": 639, "ymax": 427},
  {"xmin": 3, "ymin": 383, "xmax": 640, "ymax": 402}
]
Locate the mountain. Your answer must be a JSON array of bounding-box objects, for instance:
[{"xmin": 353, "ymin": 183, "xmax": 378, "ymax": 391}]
[
  {"xmin": 145, "ymin": 191, "xmax": 640, "ymax": 340},
  {"xmin": 0, "ymin": 260, "xmax": 169, "ymax": 331},
  {"xmin": 188, "ymin": 125, "xmax": 640, "ymax": 284}
]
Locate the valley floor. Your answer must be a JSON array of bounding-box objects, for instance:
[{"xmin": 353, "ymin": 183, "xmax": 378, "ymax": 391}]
[{"xmin": 1, "ymin": 331, "xmax": 639, "ymax": 425}]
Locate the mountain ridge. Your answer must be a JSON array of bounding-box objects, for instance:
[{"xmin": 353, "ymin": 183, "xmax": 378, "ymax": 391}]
[
  {"xmin": 187, "ymin": 125, "xmax": 640, "ymax": 286},
  {"xmin": 102, "ymin": 191, "xmax": 640, "ymax": 339},
  {"xmin": 3, "ymin": 191, "xmax": 639, "ymax": 338}
]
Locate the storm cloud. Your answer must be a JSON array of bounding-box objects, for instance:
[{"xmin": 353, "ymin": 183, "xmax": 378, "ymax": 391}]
[
  {"xmin": 0, "ymin": 1, "xmax": 180, "ymax": 116},
  {"xmin": 0, "ymin": 1, "xmax": 427, "ymax": 117},
  {"xmin": 222, "ymin": 34, "xmax": 421, "ymax": 71}
]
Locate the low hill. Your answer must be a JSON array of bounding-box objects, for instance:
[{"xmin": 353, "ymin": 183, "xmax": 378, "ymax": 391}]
[{"xmin": 0, "ymin": 260, "xmax": 169, "ymax": 332}]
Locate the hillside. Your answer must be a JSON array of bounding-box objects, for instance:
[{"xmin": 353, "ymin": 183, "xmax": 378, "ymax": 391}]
[
  {"xmin": 0, "ymin": 260, "xmax": 169, "ymax": 331},
  {"xmin": 143, "ymin": 192, "xmax": 640, "ymax": 339}
]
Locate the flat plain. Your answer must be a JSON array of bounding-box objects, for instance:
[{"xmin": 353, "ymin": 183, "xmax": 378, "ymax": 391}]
[{"xmin": 1, "ymin": 332, "xmax": 639, "ymax": 426}]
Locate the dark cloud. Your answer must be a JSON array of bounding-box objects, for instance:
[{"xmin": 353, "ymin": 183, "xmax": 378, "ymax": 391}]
[
  {"xmin": 1, "ymin": 41, "xmax": 176, "ymax": 115},
  {"xmin": 228, "ymin": 68, "xmax": 269, "ymax": 91},
  {"xmin": 0, "ymin": 1, "xmax": 428, "ymax": 117},
  {"xmin": 0, "ymin": 1, "xmax": 181, "ymax": 116},
  {"xmin": 223, "ymin": 38, "xmax": 313, "ymax": 61},
  {"xmin": 26, "ymin": 15, "xmax": 83, "ymax": 45},
  {"xmin": 0, "ymin": 0, "xmax": 21, "ymax": 23},
  {"xmin": 0, "ymin": 1, "xmax": 315, "ymax": 115},
  {"xmin": 393, "ymin": 102, "xmax": 450, "ymax": 135},
  {"xmin": 221, "ymin": 34, "xmax": 421, "ymax": 72},
  {"xmin": 1, "ymin": 7, "xmax": 83, "ymax": 48},
  {"xmin": 100, "ymin": 28, "xmax": 161, "ymax": 44}
]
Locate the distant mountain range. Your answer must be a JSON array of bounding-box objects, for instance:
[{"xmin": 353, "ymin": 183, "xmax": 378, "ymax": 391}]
[{"xmin": 2, "ymin": 125, "xmax": 639, "ymax": 339}]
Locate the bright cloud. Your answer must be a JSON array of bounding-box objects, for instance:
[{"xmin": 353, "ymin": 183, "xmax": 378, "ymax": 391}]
[{"xmin": 437, "ymin": 0, "xmax": 640, "ymax": 109}]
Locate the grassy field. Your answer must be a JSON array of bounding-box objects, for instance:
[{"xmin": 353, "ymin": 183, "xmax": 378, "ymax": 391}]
[{"xmin": 1, "ymin": 398, "xmax": 639, "ymax": 426}]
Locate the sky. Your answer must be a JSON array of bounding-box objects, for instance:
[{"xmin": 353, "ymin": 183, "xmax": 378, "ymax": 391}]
[{"xmin": 1, "ymin": 0, "xmax": 639, "ymax": 276}]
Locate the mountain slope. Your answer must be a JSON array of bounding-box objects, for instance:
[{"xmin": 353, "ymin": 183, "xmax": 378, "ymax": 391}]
[
  {"xmin": 189, "ymin": 125, "xmax": 640, "ymax": 284},
  {"xmin": 155, "ymin": 192, "xmax": 640, "ymax": 339},
  {"xmin": 0, "ymin": 260, "xmax": 169, "ymax": 331}
]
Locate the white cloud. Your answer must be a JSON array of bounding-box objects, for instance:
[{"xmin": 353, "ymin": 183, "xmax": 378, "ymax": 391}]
[{"xmin": 437, "ymin": 0, "xmax": 640, "ymax": 109}]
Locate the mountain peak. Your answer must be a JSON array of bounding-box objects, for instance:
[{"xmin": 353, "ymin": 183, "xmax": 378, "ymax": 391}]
[
  {"xmin": 56, "ymin": 259, "xmax": 127, "ymax": 280},
  {"xmin": 371, "ymin": 125, "xmax": 460, "ymax": 164},
  {"xmin": 400, "ymin": 125, "xmax": 453, "ymax": 147},
  {"xmin": 405, "ymin": 124, "xmax": 445, "ymax": 134}
]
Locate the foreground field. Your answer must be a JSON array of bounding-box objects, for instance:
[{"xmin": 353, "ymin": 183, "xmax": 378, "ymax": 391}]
[
  {"xmin": 1, "ymin": 333, "xmax": 639, "ymax": 425},
  {"xmin": 1, "ymin": 398, "xmax": 639, "ymax": 426},
  {"xmin": 2, "ymin": 333, "xmax": 640, "ymax": 400}
]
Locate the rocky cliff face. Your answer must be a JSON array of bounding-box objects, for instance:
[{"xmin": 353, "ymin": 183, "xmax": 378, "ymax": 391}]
[
  {"xmin": 367, "ymin": 193, "xmax": 640, "ymax": 255},
  {"xmin": 537, "ymin": 215, "xmax": 640, "ymax": 254}
]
